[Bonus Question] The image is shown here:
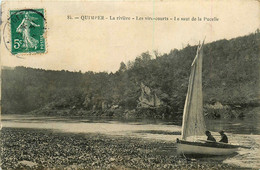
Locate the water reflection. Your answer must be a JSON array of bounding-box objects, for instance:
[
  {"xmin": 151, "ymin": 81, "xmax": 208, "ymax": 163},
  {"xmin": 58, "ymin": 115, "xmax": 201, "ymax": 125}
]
[
  {"xmin": 206, "ymin": 115, "xmax": 260, "ymax": 135},
  {"xmin": 2, "ymin": 111, "xmax": 259, "ymax": 135}
]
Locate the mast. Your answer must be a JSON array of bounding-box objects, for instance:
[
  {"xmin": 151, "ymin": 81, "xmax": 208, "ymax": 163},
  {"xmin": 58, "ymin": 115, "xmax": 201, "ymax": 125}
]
[{"xmin": 181, "ymin": 41, "xmax": 206, "ymax": 140}]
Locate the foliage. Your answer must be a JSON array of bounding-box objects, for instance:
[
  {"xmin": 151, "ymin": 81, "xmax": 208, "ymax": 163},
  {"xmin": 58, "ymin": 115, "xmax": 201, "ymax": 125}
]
[{"xmin": 2, "ymin": 32, "xmax": 259, "ymax": 116}]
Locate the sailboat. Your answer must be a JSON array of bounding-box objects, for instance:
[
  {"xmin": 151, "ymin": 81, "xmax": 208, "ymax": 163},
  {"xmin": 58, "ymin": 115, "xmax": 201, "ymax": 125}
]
[{"xmin": 176, "ymin": 41, "xmax": 239, "ymax": 156}]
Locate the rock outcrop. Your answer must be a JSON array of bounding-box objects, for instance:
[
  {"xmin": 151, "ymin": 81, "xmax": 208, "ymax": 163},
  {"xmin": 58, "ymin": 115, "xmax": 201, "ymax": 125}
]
[{"xmin": 138, "ymin": 83, "xmax": 163, "ymax": 108}]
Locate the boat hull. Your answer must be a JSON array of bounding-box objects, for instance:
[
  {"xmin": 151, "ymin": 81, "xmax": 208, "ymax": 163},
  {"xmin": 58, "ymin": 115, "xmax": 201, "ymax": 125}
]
[{"xmin": 176, "ymin": 140, "xmax": 239, "ymax": 156}]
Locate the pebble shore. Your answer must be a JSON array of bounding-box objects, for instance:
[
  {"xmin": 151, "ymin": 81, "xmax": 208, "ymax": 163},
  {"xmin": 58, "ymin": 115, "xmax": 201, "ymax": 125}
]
[{"xmin": 1, "ymin": 128, "xmax": 243, "ymax": 169}]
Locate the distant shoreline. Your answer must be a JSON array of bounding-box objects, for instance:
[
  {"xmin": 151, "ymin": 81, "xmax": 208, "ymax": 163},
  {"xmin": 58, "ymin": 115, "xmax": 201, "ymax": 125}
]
[{"xmin": 10, "ymin": 105, "xmax": 258, "ymax": 120}]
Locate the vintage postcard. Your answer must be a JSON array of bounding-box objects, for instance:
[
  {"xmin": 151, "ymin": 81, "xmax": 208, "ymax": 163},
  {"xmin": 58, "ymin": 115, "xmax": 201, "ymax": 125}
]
[{"xmin": 0, "ymin": 0, "xmax": 259, "ymax": 169}]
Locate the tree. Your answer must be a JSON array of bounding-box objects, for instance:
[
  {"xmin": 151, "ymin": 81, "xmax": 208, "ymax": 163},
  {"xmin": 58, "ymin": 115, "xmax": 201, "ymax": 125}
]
[{"xmin": 119, "ymin": 62, "xmax": 127, "ymax": 72}]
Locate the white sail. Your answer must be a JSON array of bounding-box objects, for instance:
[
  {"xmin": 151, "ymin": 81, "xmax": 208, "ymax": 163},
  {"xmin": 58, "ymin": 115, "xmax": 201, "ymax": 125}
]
[{"xmin": 181, "ymin": 42, "xmax": 206, "ymax": 140}]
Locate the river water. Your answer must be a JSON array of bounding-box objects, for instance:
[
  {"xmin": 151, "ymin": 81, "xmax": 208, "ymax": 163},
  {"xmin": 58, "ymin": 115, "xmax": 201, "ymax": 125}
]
[{"xmin": 1, "ymin": 108, "xmax": 260, "ymax": 169}]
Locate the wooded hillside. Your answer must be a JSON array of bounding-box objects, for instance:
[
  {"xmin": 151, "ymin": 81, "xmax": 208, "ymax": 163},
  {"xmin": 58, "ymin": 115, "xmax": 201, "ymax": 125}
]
[{"xmin": 2, "ymin": 32, "xmax": 259, "ymax": 118}]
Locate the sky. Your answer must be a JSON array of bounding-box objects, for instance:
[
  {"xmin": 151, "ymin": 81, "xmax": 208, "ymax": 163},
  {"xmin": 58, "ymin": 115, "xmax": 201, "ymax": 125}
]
[{"xmin": 1, "ymin": 0, "xmax": 259, "ymax": 72}]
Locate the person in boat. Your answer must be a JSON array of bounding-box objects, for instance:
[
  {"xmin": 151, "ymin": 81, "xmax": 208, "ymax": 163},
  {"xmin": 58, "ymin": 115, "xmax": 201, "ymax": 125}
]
[
  {"xmin": 205, "ymin": 130, "xmax": 216, "ymax": 142},
  {"xmin": 219, "ymin": 130, "xmax": 228, "ymax": 143}
]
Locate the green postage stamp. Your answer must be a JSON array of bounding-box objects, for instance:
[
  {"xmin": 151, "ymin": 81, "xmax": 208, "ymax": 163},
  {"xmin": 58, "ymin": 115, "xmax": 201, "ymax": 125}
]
[{"xmin": 10, "ymin": 9, "xmax": 46, "ymax": 54}]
